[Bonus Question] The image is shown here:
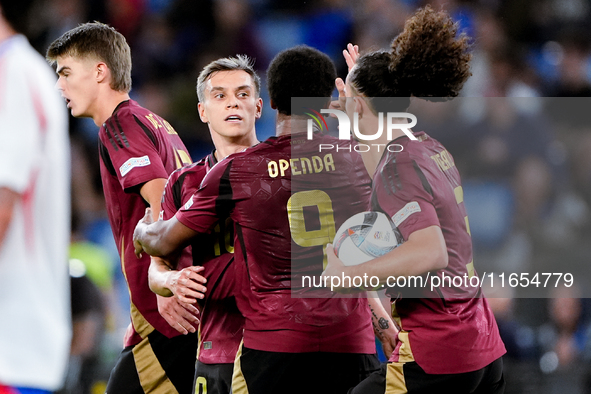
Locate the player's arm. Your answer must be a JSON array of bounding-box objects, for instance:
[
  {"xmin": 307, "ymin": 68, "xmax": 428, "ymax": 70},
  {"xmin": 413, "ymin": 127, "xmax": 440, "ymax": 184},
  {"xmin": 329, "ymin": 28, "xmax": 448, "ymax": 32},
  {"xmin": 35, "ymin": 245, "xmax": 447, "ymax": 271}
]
[
  {"xmin": 137, "ymin": 157, "xmax": 232, "ymax": 258},
  {"xmin": 135, "ymin": 177, "xmax": 195, "ymax": 257},
  {"xmin": 140, "ymin": 179, "xmax": 194, "ymax": 288},
  {"xmin": 140, "ymin": 178, "xmax": 167, "ymax": 220},
  {"xmin": 140, "ymin": 178, "xmax": 184, "ymax": 272},
  {"xmin": 139, "ymin": 177, "xmax": 179, "ymax": 286},
  {"xmin": 152, "ymin": 258, "xmax": 204, "ymax": 335},
  {"xmin": 0, "ymin": 187, "xmax": 19, "ymax": 248},
  {"xmin": 148, "ymin": 258, "xmax": 206, "ymax": 301},
  {"xmin": 134, "ymin": 207, "xmax": 197, "ymax": 258},
  {"xmin": 323, "ymin": 225, "xmax": 447, "ymax": 291},
  {"xmin": 367, "ymin": 292, "xmax": 399, "ymax": 359},
  {"xmin": 139, "ymin": 178, "xmax": 206, "ymax": 332},
  {"xmin": 351, "ymin": 225, "xmax": 447, "ymax": 281}
]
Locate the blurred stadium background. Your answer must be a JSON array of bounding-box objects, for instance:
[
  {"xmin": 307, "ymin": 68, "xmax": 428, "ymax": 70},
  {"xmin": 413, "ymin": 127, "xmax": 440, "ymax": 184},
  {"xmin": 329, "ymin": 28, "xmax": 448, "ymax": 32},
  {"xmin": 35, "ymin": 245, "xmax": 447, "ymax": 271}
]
[{"xmin": 19, "ymin": 0, "xmax": 591, "ymax": 392}]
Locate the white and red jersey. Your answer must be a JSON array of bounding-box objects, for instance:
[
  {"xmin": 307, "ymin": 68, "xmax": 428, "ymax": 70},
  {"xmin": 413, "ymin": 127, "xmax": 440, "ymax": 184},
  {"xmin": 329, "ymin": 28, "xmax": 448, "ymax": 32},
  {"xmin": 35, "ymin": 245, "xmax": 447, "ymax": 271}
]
[{"xmin": 0, "ymin": 34, "xmax": 71, "ymax": 390}]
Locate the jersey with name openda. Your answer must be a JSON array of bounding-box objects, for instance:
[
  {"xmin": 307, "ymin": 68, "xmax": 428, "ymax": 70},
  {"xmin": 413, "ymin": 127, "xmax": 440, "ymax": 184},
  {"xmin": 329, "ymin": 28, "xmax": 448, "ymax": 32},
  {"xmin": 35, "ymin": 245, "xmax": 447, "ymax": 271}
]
[
  {"xmin": 162, "ymin": 152, "xmax": 244, "ymax": 364},
  {"xmin": 371, "ymin": 132, "xmax": 506, "ymax": 374},
  {"xmin": 98, "ymin": 99, "xmax": 192, "ymax": 346},
  {"xmin": 176, "ymin": 133, "xmax": 376, "ymax": 353}
]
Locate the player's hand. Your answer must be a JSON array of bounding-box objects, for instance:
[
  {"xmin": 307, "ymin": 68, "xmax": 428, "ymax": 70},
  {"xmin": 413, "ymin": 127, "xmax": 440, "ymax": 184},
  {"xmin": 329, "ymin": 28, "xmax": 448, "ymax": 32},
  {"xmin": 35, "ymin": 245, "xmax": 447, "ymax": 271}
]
[
  {"xmin": 378, "ymin": 324, "xmax": 399, "ymax": 359},
  {"xmin": 157, "ymin": 295, "xmax": 200, "ymax": 335},
  {"xmin": 329, "ymin": 77, "xmax": 347, "ymax": 114},
  {"xmin": 381, "ymin": 338, "xmax": 397, "ymax": 360},
  {"xmin": 343, "ymin": 43, "xmax": 360, "ymax": 71},
  {"xmin": 329, "ymin": 44, "xmax": 359, "ymax": 115},
  {"xmin": 321, "ymin": 244, "xmax": 353, "ymax": 293},
  {"xmin": 165, "ymin": 265, "xmax": 207, "ymax": 304},
  {"xmin": 133, "ymin": 208, "xmax": 154, "ymax": 258}
]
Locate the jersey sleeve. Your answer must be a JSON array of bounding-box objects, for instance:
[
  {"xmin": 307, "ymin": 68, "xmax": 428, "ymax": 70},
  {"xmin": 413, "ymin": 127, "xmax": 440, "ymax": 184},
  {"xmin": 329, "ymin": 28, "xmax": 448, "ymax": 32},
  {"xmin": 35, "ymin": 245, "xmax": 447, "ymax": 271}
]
[
  {"xmin": 176, "ymin": 159, "xmax": 233, "ymax": 234},
  {"xmin": 99, "ymin": 108, "xmax": 169, "ymax": 192},
  {"xmin": 0, "ymin": 55, "xmax": 38, "ymax": 193},
  {"xmin": 373, "ymin": 152, "xmax": 439, "ymax": 240},
  {"xmin": 161, "ymin": 173, "xmax": 179, "ymax": 221},
  {"xmin": 162, "ymin": 161, "xmax": 208, "ymax": 221}
]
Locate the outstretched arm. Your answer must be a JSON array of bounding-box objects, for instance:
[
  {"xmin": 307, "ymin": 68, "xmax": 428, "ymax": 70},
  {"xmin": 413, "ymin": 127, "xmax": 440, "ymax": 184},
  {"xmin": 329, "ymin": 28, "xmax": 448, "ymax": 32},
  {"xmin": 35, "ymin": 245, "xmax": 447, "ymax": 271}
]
[
  {"xmin": 133, "ymin": 207, "xmax": 197, "ymax": 258},
  {"xmin": 136, "ymin": 178, "xmax": 195, "ymax": 257}
]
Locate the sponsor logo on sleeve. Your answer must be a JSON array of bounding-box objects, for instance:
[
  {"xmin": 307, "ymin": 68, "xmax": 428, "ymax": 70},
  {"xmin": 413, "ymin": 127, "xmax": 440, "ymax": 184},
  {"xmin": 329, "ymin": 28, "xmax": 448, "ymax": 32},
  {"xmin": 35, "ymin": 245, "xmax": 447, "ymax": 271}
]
[
  {"xmin": 119, "ymin": 155, "xmax": 151, "ymax": 177},
  {"xmin": 392, "ymin": 201, "xmax": 421, "ymax": 227},
  {"xmin": 184, "ymin": 195, "xmax": 194, "ymax": 210}
]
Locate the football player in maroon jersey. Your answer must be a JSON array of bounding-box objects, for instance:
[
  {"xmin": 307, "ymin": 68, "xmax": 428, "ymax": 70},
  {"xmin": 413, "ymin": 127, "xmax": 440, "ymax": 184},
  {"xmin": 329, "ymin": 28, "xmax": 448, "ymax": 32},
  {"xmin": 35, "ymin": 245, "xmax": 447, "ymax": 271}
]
[
  {"xmin": 321, "ymin": 6, "xmax": 506, "ymax": 394},
  {"xmin": 133, "ymin": 45, "xmax": 382, "ymax": 394},
  {"xmin": 149, "ymin": 55, "xmax": 261, "ymax": 394},
  {"xmin": 47, "ymin": 22, "xmax": 197, "ymax": 394}
]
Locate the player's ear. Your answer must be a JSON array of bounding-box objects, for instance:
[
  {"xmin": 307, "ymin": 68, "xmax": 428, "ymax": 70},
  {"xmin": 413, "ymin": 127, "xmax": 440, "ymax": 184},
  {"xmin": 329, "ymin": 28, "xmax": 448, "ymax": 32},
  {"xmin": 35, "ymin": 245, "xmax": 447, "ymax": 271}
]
[
  {"xmin": 270, "ymin": 99, "xmax": 277, "ymax": 110},
  {"xmin": 255, "ymin": 97, "xmax": 263, "ymax": 119},
  {"xmin": 96, "ymin": 62, "xmax": 108, "ymax": 84},
  {"xmin": 197, "ymin": 102, "xmax": 208, "ymax": 123},
  {"xmin": 354, "ymin": 96, "xmax": 364, "ymax": 118}
]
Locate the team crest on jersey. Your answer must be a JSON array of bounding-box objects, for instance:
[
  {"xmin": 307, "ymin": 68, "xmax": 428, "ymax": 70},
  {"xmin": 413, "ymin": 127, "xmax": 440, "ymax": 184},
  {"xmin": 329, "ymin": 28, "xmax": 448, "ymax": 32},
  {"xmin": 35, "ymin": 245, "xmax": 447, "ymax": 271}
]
[
  {"xmin": 119, "ymin": 155, "xmax": 151, "ymax": 176},
  {"xmin": 392, "ymin": 201, "xmax": 421, "ymax": 227}
]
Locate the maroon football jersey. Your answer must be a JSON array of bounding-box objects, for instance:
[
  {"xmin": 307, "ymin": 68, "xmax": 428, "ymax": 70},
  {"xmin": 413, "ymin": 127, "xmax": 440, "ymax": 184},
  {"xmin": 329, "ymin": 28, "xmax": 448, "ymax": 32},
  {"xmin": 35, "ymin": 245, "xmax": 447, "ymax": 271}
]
[
  {"xmin": 98, "ymin": 100, "xmax": 192, "ymax": 346},
  {"xmin": 177, "ymin": 133, "xmax": 376, "ymax": 353},
  {"xmin": 162, "ymin": 152, "xmax": 244, "ymax": 364},
  {"xmin": 371, "ymin": 131, "xmax": 506, "ymax": 374}
]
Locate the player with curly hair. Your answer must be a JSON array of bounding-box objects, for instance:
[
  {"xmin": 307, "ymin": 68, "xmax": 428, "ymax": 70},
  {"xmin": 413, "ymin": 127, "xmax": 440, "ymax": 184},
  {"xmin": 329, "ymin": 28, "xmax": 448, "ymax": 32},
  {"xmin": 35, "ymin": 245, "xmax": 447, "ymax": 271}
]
[{"xmin": 322, "ymin": 6, "xmax": 506, "ymax": 393}]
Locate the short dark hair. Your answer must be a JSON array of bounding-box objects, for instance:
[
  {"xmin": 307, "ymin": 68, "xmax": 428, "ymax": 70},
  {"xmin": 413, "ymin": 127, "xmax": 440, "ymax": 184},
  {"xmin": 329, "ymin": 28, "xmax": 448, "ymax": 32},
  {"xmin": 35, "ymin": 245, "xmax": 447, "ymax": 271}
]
[
  {"xmin": 46, "ymin": 22, "xmax": 132, "ymax": 93},
  {"xmin": 266, "ymin": 45, "xmax": 336, "ymax": 115},
  {"xmin": 0, "ymin": 0, "xmax": 35, "ymax": 36},
  {"xmin": 197, "ymin": 55, "xmax": 261, "ymax": 102}
]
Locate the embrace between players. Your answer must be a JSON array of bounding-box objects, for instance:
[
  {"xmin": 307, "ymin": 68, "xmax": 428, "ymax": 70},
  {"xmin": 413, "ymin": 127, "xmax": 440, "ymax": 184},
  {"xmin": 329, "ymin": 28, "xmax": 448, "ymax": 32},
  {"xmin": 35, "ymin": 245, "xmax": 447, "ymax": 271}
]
[{"xmin": 49, "ymin": 5, "xmax": 506, "ymax": 394}]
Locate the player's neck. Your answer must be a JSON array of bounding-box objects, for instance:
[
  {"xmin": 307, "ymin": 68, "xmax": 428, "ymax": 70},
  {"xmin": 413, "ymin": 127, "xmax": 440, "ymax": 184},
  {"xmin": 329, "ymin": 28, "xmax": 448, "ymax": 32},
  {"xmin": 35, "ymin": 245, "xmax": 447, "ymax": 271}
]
[
  {"xmin": 275, "ymin": 113, "xmax": 309, "ymax": 137},
  {"xmin": 214, "ymin": 133, "xmax": 259, "ymax": 161},
  {"xmin": 357, "ymin": 149, "xmax": 379, "ymax": 179},
  {"xmin": 92, "ymin": 90, "xmax": 131, "ymax": 126},
  {"xmin": 357, "ymin": 116, "xmax": 409, "ymax": 177},
  {"xmin": 0, "ymin": 21, "xmax": 16, "ymax": 44}
]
